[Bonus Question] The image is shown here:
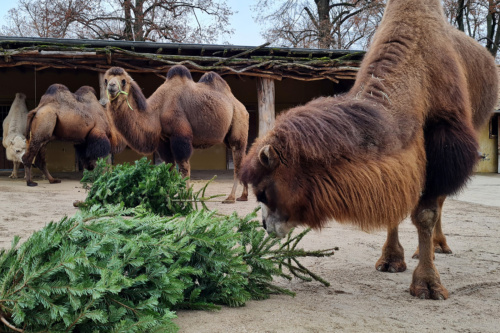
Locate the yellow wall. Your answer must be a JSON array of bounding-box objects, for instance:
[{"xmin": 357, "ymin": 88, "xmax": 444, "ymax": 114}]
[
  {"xmin": 113, "ymin": 148, "xmax": 152, "ymax": 165},
  {"xmin": 476, "ymin": 120, "xmax": 498, "ymax": 173},
  {"xmin": 190, "ymin": 144, "xmax": 227, "ymax": 170},
  {"xmin": 45, "ymin": 141, "xmax": 76, "ymax": 172},
  {"xmin": 112, "ymin": 145, "xmax": 226, "ymax": 170}
]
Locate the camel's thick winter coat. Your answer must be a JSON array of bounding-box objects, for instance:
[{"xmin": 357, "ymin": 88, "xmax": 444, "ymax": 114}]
[
  {"xmin": 104, "ymin": 65, "xmax": 249, "ymax": 203},
  {"xmin": 22, "ymin": 84, "xmax": 126, "ymax": 186},
  {"xmin": 240, "ymin": 0, "xmax": 498, "ymax": 300},
  {"xmin": 2, "ymin": 93, "xmax": 29, "ymax": 178}
]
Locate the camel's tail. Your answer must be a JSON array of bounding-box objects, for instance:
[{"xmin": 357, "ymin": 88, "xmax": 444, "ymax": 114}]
[{"xmin": 25, "ymin": 109, "xmax": 37, "ymax": 143}]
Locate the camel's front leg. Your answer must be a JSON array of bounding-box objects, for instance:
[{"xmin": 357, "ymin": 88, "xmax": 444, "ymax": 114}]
[
  {"xmin": 376, "ymin": 224, "xmax": 406, "ymax": 273},
  {"xmin": 170, "ymin": 136, "xmax": 193, "ymax": 189},
  {"xmin": 22, "ymin": 141, "xmax": 40, "ymax": 186},
  {"xmin": 157, "ymin": 138, "xmax": 175, "ymax": 166},
  {"xmin": 177, "ymin": 159, "xmax": 191, "ymax": 188},
  {"xmin": 412, "ymin": 196, "xmax": 452, "ymax": 258},
  {"xmin": 9, "ymin": 161, "xmax": 20, "ymax": 179},
  {"xmin": 223, "ymin": 146, "xmax": 248, "ymax": 203},
  {"xmin": 34, "ymin": 146, "xmax": 61, "ymax": 184},
  {"xmin": 410, "ymin": 197, "xmax": 448, "ymax": 300}
]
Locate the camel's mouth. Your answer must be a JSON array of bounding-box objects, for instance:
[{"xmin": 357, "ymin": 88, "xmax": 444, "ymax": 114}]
[{"xmin": 107, "ymin": 88, "xmax": 119, "ymax": 99}]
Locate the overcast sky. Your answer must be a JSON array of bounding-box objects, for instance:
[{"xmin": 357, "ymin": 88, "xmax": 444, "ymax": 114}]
[{"xmin": 0, "ymin": 0, "xmax": 266, "ymax": 46}]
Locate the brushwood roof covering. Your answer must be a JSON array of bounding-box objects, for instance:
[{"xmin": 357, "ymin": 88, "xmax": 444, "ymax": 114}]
[{"xmin": 0, "ymin": 36, "xmax": 363, "ymax": 82}]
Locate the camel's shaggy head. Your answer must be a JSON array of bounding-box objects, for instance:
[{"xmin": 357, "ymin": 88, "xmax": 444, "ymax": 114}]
[
  {"xmin": 104, "ymin": 67, "xmax": 131, "ymax": 99},
  {"xmin": 241, "ymin": 144, "xmax": 304, "ymax": 238},
  {"xmin": 6, "ymin": 135, "xmax": 26, "ymax": 162},
  {"xmin": 104, "ymin": 67, "xmax": 146, "ymax": 111}
]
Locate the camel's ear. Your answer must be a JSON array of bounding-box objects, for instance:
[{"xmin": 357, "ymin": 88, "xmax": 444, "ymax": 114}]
[
  {"xmin": 130, "ymin": 81, "xmax": 147, "ymax": 112},
  {"xmin": 258, "ymin": 145, "xmax": 279, "ymax": 170}
]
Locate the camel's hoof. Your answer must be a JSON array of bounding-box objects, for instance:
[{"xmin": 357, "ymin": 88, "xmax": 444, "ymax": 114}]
[
  {"xmin": 9, "ymin": 175, "xmax": 18, "ymax": 179},
  {"xmin": 49, "ymin": 179, "xmax": 61, "ymax": 184},
  {"xmin": 434, "ymin": 245, "xmax": 452, "ymax": 254},
  {"xmin": 222, "ymin": 199, "xmax": 236, "ymax": 204},
  {"xmin": 27, "ymin": 182, "xmax": 38, "ymax": 187},
  {"xmin": 375, "ymin": 259, "xmax": 407, "ymax": 273},
  {"xmin": 413, "ymin": 246, "xmax": 451, "ymax": 259},
  {"xmin": 236, "ymin": 196, "xmax": 248, "ymax": 202},
  {"xmin": 73, "ymin": 200, "xmax": 85, "ymax": 208},
  {"xmin": 410, "ymin": 282, "xmax": 448, "ymax": 300}
]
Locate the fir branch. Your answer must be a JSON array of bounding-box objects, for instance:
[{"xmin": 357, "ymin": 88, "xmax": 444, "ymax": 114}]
[{"xmin": 0, "ymin": 314, "xmax": 23, "ymax": 332}]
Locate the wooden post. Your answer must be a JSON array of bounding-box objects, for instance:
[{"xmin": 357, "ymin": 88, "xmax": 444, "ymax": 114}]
[
  {"xmin": 98, "ymin": 72, "xmax": 108, "ymax": 106},
  {"xmin": 98, "ymin": 71, "xmax": 113, "ymax": 165},
  {"xmin": 257, "ymin": 77, "xmax": 275, "ymax": 137}
]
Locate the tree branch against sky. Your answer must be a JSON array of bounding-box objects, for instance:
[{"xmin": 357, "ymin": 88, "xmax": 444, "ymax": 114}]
[
  {"xmin": 443, "ymin": 0, "xmax": 500, "ymax": 58},
  {"xmin": 252, "ymin": 0, "xmax": 500, "ymax": 58},
  {"xmin": 252, "ymin": 0, "xmax": 385, "ymax": 50},
  {"xmin": 0, "ymin": 0, "xmax": 234, "ymax": 43}
]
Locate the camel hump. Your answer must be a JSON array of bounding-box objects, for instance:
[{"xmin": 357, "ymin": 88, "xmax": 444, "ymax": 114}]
[
  {"xmin": 199, "ymin": 72, "xmax": 231, "ymax": 92},
  {"xmin": 166, "ymin": 65, "xmax": 193, "ymax": 81},
  {"xmin": 73, "ymin": 86, "xmax": 98, "ymax": 104},
  {"xmin": 45, "ymin": 83, "xmax": 70, "ymax": 96},
  {"xmin": 75, "ymin": 86, "xmax": 96, "ymax": 96}
]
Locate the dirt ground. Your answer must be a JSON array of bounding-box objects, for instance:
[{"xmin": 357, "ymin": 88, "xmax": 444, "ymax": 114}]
[{"xmin": 0, "ymin": 170, "xmax": 499, "ymax": 333}]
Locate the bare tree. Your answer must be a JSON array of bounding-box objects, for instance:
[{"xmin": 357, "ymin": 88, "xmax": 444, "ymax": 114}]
[
  {"xmin": 443, "ymin": 0, "xmax": 500, "ymax": 58},
  {"xmin": 253, "ymin": 0, "xmax": 385, "ymax": 50},
  {"xmin": 1, "ymin": 0, "xmax": 233, "ymax": 43}
]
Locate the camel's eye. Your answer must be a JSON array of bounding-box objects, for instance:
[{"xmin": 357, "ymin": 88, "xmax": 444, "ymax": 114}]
[
  {"xmin": 256, "ymin": 191, "xmax": 267, "ymax": 205},
  {"xmin": 104, "ymin": 79, "xmax": 108, "ymax": 85},
  {"xmin": 121, "ymin": 79, "xmax": 126, "ymax": 87}
]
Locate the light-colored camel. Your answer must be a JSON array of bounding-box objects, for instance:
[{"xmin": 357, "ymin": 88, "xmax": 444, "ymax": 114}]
[
  {"xmin": 2, "ymin": 93, "xmax": 29, "ymax": 178},
  {"xmin": 22, "ymin": 84, "xmax": 126, "ymax": 186},
  {"xmin": 104, "ymin": 65, "xmax": 249, "ymax": 203}
]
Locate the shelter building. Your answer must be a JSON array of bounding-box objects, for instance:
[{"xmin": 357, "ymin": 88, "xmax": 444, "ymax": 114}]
[{"xmin": 0, "ymin": 36, "xmax": 497, "ymax": 173}]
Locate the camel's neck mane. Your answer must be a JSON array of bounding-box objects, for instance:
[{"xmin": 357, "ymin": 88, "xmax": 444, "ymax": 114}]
[
  {"xmin": 107, "ymin": 80, "xmax": 161, "ymax": 154},
  {"xmin": 270, "ymin": 95, "xmax": 409, "ymax": 168}
]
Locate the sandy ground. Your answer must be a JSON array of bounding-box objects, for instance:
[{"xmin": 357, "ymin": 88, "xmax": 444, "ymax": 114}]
[{"xmin": 0, "ymin": 170, "xmax": 499, "ymax": 333}]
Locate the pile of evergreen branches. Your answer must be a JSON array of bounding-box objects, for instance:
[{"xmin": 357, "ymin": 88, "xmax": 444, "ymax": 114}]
[
  {"xmin": 0, "ymin": 158, "xmax": 336, "ymax": 332},
  {"xmin": 79, "ymin": 158, "xmax": 197, "ymax": 215}
]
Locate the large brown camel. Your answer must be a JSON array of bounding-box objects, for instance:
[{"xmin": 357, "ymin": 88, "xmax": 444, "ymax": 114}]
[
  {"xmin": 240, "ymin": 0, "xmax": 497, "ymax": 300},
  {"xmin": 23, "ymin": 84, "xmax": 126, "ymax": 186},
  {"xmin": 103, "ymin": 65, "xmax": 249, "ymax": 203}
]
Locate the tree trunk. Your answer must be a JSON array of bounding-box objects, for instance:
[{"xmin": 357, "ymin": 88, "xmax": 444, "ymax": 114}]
[
  {"xmin": 456, "ymin": 0, "xmax": 465, "ymax": 32},
  {"xmin": 315, "ymin": 0, "xmax": 331, "ymax": 48},
  {"xmin": 133, "ymin": 0, "xmax": 145, "ymax": 41},
  {"xmin": 123, "ymin": 0, "xmax": 134, "ymax": 40},
  {"xmin": 257, "ymin": 77, "xmax": 275, "ymax": 137},
  {"xmin": 485, "ymin": 0, "xmax": 499, "ymax": 58}
]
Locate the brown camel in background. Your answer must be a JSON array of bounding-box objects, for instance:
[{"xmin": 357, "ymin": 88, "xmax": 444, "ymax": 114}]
[
  {"xmin": 23, "ymin": 84, "xmax": 126, "ymax": 186},
  {"xmin": 104, "ymin": 65, "xmax": 249, "ymax": 203},
  {"xmin": 240, "ymin": 0, "xmax": 497, "ymax": 300}
]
